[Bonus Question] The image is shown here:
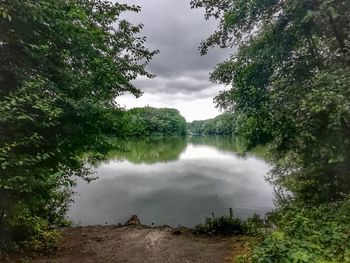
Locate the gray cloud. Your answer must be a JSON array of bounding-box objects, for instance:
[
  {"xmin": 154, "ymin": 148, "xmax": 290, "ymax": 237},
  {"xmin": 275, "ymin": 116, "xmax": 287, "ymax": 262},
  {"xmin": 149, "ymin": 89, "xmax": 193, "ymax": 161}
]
[
  {"xmin": 124, "ymin": 0, "xmax": 231, "ymax": 76},
  {"xmin": 117, "ymin": 0, "xmax": 233, "ymax": 120}
]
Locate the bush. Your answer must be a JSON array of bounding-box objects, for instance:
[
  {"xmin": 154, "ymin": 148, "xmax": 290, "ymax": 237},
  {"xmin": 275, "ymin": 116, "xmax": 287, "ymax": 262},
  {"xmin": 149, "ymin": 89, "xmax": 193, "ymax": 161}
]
[
  {"xmin": 0, "ymin": 199, "xmax": 71, "ymax": 251},
  {"xmin": 252, "ymin": 199, "xmax": 350, "ymax": 263},
  {"xmin": 194, "ymin": 208, "xmax": 266, "ymax": 235}
]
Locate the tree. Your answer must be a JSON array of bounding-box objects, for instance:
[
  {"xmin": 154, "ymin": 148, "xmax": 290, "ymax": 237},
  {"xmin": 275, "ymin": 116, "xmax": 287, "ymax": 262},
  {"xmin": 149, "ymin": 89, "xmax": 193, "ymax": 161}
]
[
  {"xmin": 191, "ymin": 0, "xmax": 350, "ymax": 203},
  {"xmin": 0, "ymin": 0, "xmax": 157, "ymax": 247},
  {"xmin": 123, "ymin": 107, "xmax": 187, "ymax": 137},
  {"xmin": 187, "ymin": 113, "xmax": 236, "ymax": 135}
]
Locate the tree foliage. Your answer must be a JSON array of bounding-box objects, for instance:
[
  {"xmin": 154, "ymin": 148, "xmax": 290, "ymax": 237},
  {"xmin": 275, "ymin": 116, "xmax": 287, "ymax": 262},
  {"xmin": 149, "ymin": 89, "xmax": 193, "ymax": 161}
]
[
  {"xmin": 192, "ymin": 0, "xmax": 350, "ymax": 261},
  {"xmin": 0, "ymin": 0, "xmax": 156, "ymax": 248},
  {"xmin": 123, "ymin": 107, "xmax": 187, "ymax": 137},
  {"xmin": 187, "ymin": 113, "xmax": 236, "ymax": 135}
]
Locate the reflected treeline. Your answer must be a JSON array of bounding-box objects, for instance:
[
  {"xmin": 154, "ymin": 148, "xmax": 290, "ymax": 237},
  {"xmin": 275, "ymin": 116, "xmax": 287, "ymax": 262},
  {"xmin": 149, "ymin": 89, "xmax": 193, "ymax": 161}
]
[
  {"xmin": 188, "ymin": 136, "xmax": 266, "ymax": 159},
  {"xmin": 103, "ymin": 136, "xmax": 267, "ymax": 165},
  {"xmin": 108, "ymin": 137, "xmax": 188, "ymax": 164},
  {"xmin": 102, "ymin": 136, "xmax": 266, "ymax": 165}
]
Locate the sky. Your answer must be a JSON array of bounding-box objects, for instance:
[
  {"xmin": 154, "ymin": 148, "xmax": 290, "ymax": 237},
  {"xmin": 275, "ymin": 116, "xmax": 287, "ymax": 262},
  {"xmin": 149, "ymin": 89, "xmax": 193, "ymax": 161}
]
[{"xmin": 116, "ymin": 0, "xmax": 232, "ymax": 122}]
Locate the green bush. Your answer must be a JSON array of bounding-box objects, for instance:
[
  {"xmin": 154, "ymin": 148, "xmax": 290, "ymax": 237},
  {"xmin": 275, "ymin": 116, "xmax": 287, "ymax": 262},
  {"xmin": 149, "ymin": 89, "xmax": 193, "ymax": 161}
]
[
  {"xmin": 194, "ymin": 208, "xmax": 266, "ymax": 235},
  {"xmin": 253, "ymin": 199, "xmax": 350, "ymax": 263}
]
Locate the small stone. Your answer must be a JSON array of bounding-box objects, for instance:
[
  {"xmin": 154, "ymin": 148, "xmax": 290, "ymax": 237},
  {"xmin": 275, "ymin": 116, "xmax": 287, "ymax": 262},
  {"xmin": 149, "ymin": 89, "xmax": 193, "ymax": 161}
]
[
  {"xmin": 125, "ymin": 215, "xmax": 141, "ymax": 226},
  {"xmin": 172, "ymin": 229, "xmax": 182, "ymax": 235}
]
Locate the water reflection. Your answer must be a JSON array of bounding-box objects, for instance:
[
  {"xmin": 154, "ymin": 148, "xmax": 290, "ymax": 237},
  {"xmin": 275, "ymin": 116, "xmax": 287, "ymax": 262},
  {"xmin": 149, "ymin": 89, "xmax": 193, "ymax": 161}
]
[
  {"xmin": 108, "ymin": 137, "xmax": 187, "ymax": 164},
  {"xmin": 68, "ymin": 136, "xmax": 274, "ymax": 226},
  {"xmin": 189, "ymin": 136, "xmax": 266, "ymax": 158}
]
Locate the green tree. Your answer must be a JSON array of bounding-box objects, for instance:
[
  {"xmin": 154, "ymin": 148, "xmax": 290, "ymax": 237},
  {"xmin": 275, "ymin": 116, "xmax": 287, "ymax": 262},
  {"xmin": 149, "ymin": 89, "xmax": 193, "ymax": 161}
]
[
  {"xmin": 187, "ymin": 113, "xmax": 236, "ymax": 135},
  {"xmin": 0, "ymin": 0, "xmax": 156, "ymax": 248},
  {"xmin": 123, "ymin": 107, "xmax": 187, "ymax": 137},
  {"xmin": 191, "ymin": 0, "xmax": 350, "ymax": 203}
]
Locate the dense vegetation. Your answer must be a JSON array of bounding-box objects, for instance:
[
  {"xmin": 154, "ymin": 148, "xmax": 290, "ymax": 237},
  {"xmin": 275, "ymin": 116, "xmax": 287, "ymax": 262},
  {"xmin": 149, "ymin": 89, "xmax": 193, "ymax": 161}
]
[
  {"xmin": 253, "ymin": 200, "xmax": 350, "ymax": 263},
  {"xmin": 0, "ymin": 0, "xmax": 156, "ymax": 249},
  {"xmin": 187, "ymin": 113, "xmax": 235, "ymax": 135},
  {"xmin": 191, "ymin": 0, "xmax": 350, "ymax": 261},
  {"xmin": 123, "ymin": 107, "xmax": 187, "ymax": 137},
  {"xmin": 194, "ymin": 208, "xmax": 265, "ymax": 236}
]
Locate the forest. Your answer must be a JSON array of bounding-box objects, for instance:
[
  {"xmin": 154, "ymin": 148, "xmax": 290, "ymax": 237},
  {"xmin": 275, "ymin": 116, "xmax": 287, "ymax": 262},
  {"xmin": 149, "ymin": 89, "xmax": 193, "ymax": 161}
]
[
  {"xmin": 1, "ymin": 0, "xmax": 350, "ymax": 262},
  {"xmin": 122, "ymin": 107, "xmax": 187, "ymax": 137},
  {"xmin": 187, "ymin": 113, "xmax": 236, "ymax": 135}
]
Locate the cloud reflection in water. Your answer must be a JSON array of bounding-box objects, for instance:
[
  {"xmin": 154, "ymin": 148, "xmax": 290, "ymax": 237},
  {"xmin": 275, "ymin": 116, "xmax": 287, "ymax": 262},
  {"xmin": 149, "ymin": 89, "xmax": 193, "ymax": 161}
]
[{"xmin": 68, "ymin": 138, "xmax": 274, "ymax": 226}]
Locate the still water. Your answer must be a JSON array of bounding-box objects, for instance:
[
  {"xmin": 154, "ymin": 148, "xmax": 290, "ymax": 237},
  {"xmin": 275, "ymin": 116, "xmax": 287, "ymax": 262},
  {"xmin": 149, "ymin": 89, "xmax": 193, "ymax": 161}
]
[{"xmin": 68, "ymin": 136, "xmax": 275, "ymax": 227}]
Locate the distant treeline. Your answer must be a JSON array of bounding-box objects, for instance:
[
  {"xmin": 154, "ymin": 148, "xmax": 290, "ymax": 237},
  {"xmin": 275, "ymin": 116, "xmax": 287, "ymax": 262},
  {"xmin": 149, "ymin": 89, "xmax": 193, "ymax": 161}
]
[
  {"xmin": 121, "ymin": 107, "xmax": 187, "ymax": 137},
  {"xmin": 187, "ymin": 113, "xmax": 236, "ymax": 135},
  {"xmin": 111, "ymin": 107, "xmax": 238, "ymax": 137}
]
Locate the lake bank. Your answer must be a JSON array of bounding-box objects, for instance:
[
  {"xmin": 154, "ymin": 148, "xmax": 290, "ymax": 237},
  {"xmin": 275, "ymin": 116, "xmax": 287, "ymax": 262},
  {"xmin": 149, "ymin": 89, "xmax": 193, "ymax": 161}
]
[{"xmin": 2, "ymin": 223, "xmax": 257, "ymax": 263}]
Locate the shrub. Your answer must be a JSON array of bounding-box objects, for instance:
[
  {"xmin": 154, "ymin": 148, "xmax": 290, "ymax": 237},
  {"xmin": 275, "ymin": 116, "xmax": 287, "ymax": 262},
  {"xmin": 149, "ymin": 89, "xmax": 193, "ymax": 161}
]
[
  {"xmin": 252, "ymin": 199, "xmax": 350, "ymax": 263},
  {"xmin": 194, "ymin": 208, "xmax": 266, "ymax": 235}
]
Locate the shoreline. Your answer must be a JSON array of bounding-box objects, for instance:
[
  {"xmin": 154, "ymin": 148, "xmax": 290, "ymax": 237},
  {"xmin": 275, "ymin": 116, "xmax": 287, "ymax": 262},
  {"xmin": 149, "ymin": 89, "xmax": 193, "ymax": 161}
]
[{"xmin": 2, "ymin": 216, "xmax": 257, "ymax": 263}]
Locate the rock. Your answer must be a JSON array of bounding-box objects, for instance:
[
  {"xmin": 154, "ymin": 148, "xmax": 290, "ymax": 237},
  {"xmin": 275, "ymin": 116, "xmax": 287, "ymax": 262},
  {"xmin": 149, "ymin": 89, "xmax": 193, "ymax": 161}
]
[
  {"xmin": 172, "ymin": 227, "xmax": 188, "ymax": 235},
  {"xmin": 125, "ymin": 215, "xmax": 141, "ymax": 226},
  {"xmin": 172, "ymin": 229, "xmax": 182, "ymax": 235}
]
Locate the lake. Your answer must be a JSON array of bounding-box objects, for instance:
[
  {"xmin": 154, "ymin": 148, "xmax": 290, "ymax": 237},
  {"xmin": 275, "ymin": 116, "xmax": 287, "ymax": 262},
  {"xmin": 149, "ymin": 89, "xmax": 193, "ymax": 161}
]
[{"xmin": 68, "ymin": 136, "xmax": 275, "ymax": 227}]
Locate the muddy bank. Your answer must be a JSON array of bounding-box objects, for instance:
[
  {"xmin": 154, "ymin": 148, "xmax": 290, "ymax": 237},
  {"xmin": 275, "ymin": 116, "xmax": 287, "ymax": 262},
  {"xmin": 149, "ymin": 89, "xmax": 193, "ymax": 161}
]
[
  {"xmin": 2, "ymin": 216, "xmax": 255, "ymax": 263},
  {"xmin": 2, "ymin": 225, "xmax": 249, "ymax": 263}
]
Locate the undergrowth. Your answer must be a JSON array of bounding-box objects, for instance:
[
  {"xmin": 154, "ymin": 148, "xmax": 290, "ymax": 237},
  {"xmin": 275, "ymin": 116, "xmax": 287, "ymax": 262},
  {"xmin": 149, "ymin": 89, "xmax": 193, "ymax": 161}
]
[
  {"xmin": 194, "ymin": 200, "xmax": 350, "ymax": 263},
  {"xmin": 193, "ymin": 208, "xmax": 267, "ymax": 235},
  {"xmin": 252, "ymin": 199, "xmax": 350, "ymax": 263}
]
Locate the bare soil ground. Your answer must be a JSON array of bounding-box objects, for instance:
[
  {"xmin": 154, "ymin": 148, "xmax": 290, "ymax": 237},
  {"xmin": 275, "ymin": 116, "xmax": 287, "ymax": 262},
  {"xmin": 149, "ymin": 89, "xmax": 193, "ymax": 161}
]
[{"xmin": 2, "ymin": 225, "xmax": 253, "ymax": 263}]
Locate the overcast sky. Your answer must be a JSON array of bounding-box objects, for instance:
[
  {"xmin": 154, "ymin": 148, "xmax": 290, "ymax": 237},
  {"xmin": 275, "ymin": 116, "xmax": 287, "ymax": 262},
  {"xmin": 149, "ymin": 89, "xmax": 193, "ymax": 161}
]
[{"xmin": 117, "ymin": 0, "xmax": 232, "ymax": 121}]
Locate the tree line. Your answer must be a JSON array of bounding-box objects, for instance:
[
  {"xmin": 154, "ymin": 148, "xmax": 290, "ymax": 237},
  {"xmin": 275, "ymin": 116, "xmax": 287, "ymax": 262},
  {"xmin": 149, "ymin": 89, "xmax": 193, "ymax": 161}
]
[
  {"xmin": 122, "ymin": 107, "xmax": 187, "ymax": 137},
  {"xmin": 187, "ymin": 113, "xmax": 236, "ymax": 135}
]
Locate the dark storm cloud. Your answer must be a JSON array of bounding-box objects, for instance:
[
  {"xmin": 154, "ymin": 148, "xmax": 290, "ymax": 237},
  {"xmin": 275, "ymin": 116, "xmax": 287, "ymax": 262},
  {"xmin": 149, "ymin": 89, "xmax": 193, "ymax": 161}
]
[{"xmin": 121, "ymin": 0, "xmax": 232, "ymax": 94}]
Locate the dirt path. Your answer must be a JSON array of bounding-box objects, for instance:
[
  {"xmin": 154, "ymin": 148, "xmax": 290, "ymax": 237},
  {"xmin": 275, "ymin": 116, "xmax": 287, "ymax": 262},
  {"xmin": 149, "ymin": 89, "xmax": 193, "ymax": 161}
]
[{"xmin": 4, "ymin": 225, "xmax": 246, "ymax": 263}]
